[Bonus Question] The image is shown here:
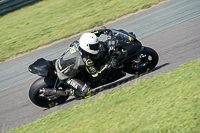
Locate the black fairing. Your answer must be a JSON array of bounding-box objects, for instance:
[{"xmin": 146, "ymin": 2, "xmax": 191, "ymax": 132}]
[
  {"xmin": 115, "ymin": 29, "xmax": 137, "ymax": 40},
  {"xmin": 108, "ymin": 28, "xmax": 142, "ymax": 59},
  {"xmin": 121, "ymin": 40, "xmax": 141, "ymax": 56},
  {"xmin": 28, "ymin": 58, "xmax": 55, "ymax": 77}
]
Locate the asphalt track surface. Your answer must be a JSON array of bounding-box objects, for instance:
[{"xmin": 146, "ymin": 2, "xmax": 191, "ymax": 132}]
[{"xmin": 0, "ymin": 0, "xmax": 200, "ymax": 132}]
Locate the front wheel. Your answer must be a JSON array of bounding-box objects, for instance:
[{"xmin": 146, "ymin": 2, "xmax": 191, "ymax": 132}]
[
  {"xmin": 124, "ymin": 47, "xmax": 159, "ymax": 74},
  {"xmin": 29, "ymin": 77, "xmax": 69, "ymax": 108}
]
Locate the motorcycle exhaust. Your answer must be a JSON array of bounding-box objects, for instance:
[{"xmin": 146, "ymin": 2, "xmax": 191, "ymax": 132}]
[{"xmin": 39, "ymin": 88, "xmax": 69, "ymax": 96}]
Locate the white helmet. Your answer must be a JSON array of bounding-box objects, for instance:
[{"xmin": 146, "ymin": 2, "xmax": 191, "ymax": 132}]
[{"xmin": 79, "ymin": 33, "xmax": 99, "ymax": 55}]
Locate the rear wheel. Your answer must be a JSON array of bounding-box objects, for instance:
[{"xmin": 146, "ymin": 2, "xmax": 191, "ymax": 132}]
[
  {"xmin": 29, "ymin": 77, "xmax": 69, "ymax": 108},
  {"xmin": 124, "ymin": 47, "xmax": 159, "ymax": 74}
]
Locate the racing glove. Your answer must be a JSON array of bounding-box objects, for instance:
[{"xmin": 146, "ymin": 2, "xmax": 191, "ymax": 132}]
[{"xmin": 92, "ymin": 26, "xmax": 112, "ymax": 37}]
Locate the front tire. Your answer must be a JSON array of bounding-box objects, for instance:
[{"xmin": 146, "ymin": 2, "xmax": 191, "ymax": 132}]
[
  {"xmin": 124, "ymin": 47, "xmax": 159, "ymax": 74},
  {"xmin": 29, "ymin": 77, "xmax": 69, "ymax": 108}
]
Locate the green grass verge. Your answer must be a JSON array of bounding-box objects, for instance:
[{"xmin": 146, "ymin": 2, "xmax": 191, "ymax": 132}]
[
  {"xmin": 6, "ymin": 59, "xmax": 200, "ymax": 133},
  {"xmin": 0, "ymin": 0, "xmax": 166, "ymax": 62}
]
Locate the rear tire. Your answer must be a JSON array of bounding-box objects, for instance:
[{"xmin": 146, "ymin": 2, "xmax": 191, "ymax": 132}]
[
  {"xmin": 29, "ymin": 77, "xmax": 69, "ymax": 108},
  {"xmin": 124, "ymin": 47, "xmax": 159, "ymax": 74}
]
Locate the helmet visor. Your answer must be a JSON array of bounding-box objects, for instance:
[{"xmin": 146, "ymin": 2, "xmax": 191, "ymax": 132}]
[{"xmin": 89, "ymin": 43, "xmax": 99, "ymax": 50}]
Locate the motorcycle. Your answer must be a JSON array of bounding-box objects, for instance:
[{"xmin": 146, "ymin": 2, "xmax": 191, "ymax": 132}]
[{"xmin": 28, "ymin": 28, "xmax": 159, "ymax": 108}]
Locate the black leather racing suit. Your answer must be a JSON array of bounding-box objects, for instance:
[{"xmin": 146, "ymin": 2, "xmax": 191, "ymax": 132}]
[{"xmin": 55, "ymin": 40, "xmax": 114, "ymax": 98}]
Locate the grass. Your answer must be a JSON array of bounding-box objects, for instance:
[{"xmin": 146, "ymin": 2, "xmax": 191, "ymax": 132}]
[
  {"xmin": 6, "ymin": 59, "xmax": 200, "ymax": 133},
  {"xmin": 0, "ymin": 0, "xmax": 166, "ymax": 62}
]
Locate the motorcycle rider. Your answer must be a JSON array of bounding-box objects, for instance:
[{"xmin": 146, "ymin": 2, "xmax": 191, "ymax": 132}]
[{"xmin": 55, "ymin": 27, "xmax": 118, "ymax": 99}]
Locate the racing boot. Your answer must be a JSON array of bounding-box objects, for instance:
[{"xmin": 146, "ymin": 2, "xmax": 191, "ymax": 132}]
[
  {"xmin": 84, "ymin": 87, "xmax": 92, "ymax": 99},
  {"xmin": 65, "ymin": 78, "xmax": 91, "ymax": 99}
]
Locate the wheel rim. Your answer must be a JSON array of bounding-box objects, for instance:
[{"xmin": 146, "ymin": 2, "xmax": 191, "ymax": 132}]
[{"xmin": 131, "ymin": 53, "xmax": 153, "ymax": 70}]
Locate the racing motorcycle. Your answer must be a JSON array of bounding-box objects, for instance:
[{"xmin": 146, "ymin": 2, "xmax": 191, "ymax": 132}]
[{"xmin": 28, "ymin": 28, "xmax": 159, "ymax": 108}]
